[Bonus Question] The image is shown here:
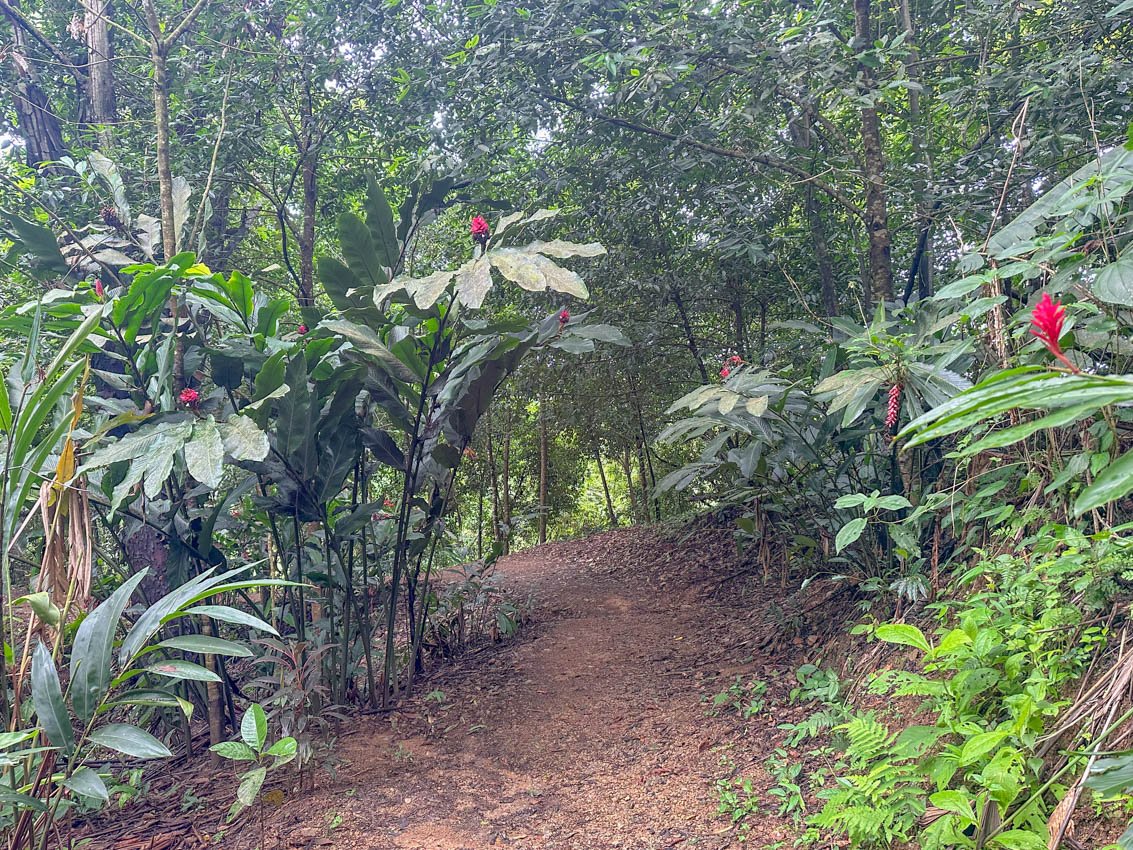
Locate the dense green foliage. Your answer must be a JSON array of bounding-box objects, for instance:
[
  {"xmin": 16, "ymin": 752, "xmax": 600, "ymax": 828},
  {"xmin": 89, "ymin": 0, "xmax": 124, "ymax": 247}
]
[{"xmin": 1, "ymin": 0, "xmax": 1132, "ymax": 844}]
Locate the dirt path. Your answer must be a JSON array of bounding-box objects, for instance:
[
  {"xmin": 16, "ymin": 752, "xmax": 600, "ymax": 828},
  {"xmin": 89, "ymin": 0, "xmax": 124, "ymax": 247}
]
[
  {"xmin": 265, "ymin": 526, "xmax": 776, "ymax": 850},
  {"xmin": 81, "ymin": 525, "xmax": 805, "ymax": 850}
]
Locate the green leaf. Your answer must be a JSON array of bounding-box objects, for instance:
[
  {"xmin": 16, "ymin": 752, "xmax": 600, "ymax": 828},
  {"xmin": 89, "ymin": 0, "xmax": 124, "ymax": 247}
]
[
  {"xmin": 1087, "ymin": 754, "xmax": 1133, "ymax": 796},
  {"xmin": 146, "ymin": 659, "xmax": 221, "ymax": 682},
  {"xmin": 323, "ymin": 320, "xmax": 417, "ymax": 383},
  {"xmin": 70, "ymin": 570, "xmax": 148, "ymax": 721},
  {"xmin": 236, "ymin": 766, "xmax": 267, "ymax": 808},
  {"xmin": 874, "ymin": 495, "xmax": 912, "ymax": 511},
  {"xmin": 989, "ymin": 830, "xmax": 1050, "ymax": 850},
  {"xmin": 875, "ymin": 623, "xmax": 932, "ymax": 654},
  {"xmin": 119, "ymin": 566, "xmax": 247, "ymax": 664},
  {"xmin": 928, "ymin": 789, "xmax": 976, "ymax": 823},
  {"xmin": 241, "ymin": 704, "xmax": 268, "ymax": 751},
  {"xmin": 364, "ymin": 175, "xmax": 399, "ymax": 270},
  {"xmin": 185, "ymin": 605, "xmax": 279, "ymax": 636},
  {"xmin": 1075, "ymin": 449, "xmax": 1133, "ymax": 515},
  {"xmin": 13, "ymin": 592, "xmax": 60, "ymax": 627},
  {"xmin": 265, "ymin": 737, "xmax": 297, "ymax": 759},
  {"xmin": 958, "ymin": 729, "xmax": 1009, "ymax": 766},
  {"xmin": 1093, "ymin": 254, "xmax": 1133, "ymax": 306},
  {"xmin": 63, "ymin": 767, "xmax": 109, "ymax": 803},
  {"xmin": 157, "ymin": 635, "xmax": 252, "ymax": 657},
  {"xmin": 210, "ymin": 740, "xmax": 257, "ymax": 761},
  {"xmin": 219, "ymin": 415, "xmax": 269, "ymax": 462},
  {"xmin": 31, "ymin": 641, "xmax": 73, "ymax": 754},
  {"xmin": 455, "ymin": 256, "xmax": 494, "ymax": 309},
  {"xmin": 184, "ymin": 419, "xmax": 225, "ymax": 488},
  {"xmin": 835, "ymin": 517, "xmax": 867, "ymax": 552},
  {"xmin": 833, "ymin": 493, "xmax": 869, "ymax": 509},
  {"xmin": 88, "ymin": 723, "xmax": 172, "ymax": 759},
  {"xmin": 339, "ymin": 212, "xmax": 389, "ymax": 287},
  {"xmin": 528, "ymin": 239, "xmax": 606, "ymax": 259}
]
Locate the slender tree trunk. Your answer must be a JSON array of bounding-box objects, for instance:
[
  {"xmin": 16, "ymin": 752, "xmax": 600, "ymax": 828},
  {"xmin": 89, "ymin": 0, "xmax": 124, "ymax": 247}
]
[
  {"xmin": 789, "ymin": 114, "xmax": 838, "ymax": 316},
  {"xmin": 299, "ymin": 147, "xmax": 317, "ymax": 305},
  {"xmin": 487, "ymin": 412, "xmax": 501, "ymax": 545},
  {"xmin": 622, "ymin": 448, "xmax": 638, "ymax": 521},
  {"xmin": 501, "ymin": 428, "xmax": 511, "ymax": 554},
  {"xmin": 898, "ymin": 0, "xmax": 934, "ymax": 302},
  {"xmin": 83, "ymin": 0, "xmax": 115, "ymax": 150},
  {"xmin": 854, "ymin": 0, "xmax": 893, "ymax": 304},
  {"xmin": 730, "ymin": 290, "xmax": 748, "ymax": 358},
  {"xmin": 537, "ymin": 401, "xmax": 548, "ymax": 545},
  {"xmin": 595, "ymin": 445, "xmax": 617, "ymax": 526},
  {"xmin": 636, "ymin": 442, "xmax": 650, "ymax": 515},
  {"xmin": 671, "ymin": 284, "xmax": 709, "ymax": 383}
]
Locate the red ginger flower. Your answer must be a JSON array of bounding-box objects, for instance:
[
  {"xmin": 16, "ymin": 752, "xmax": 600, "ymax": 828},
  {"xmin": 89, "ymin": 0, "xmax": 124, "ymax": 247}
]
[
  {"xmin": 93, "ymin": 278, "xmax": 104, "ymax": 299},
  {"xmin": 179, "ymin": 387, "xmax": 200, "ymax": 407},
  {"xmin": 886, "ymin": 383, "xmax": 902, "ymax": 429},
  {"xmin": 719, "ymin": 367, "xmax": 731, "ymax": 379},
  {"xmin": 1030, "ymin": 293, "xmax": 1079, "ymax": 373},
  {"xmin": 297, "ymin": 324, "xmax": 308, "ymax": 335},
  {"xmin": 727, "ymin": 355, "xmax": 743, "ymax": 367},
  {"xmin": 470, "ymin": 215, "xmax": 490, "ymax": 245},
  {"xmin": 559, "ymin": 309, "xmax": 570, "ymax": 325}
]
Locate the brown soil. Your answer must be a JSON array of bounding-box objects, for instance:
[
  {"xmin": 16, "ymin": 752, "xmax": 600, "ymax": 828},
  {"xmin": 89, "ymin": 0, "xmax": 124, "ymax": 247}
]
[{"xmin": 76, "ymin": 524, "xmax": 839, "ymax": 850}]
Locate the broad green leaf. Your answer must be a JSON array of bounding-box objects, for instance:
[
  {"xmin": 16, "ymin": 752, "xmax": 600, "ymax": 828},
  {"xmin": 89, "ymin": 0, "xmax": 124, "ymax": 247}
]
[
  {"xmin": 120, "ymin": 566, "xmax": 247, "ymax": 664},
  {"xmin": 958, "ymin": 729, "xmax": 1009, "ymax": 766},
  {"xmin": 219, "ymin": 415, "xmax": 269, "ymax": 462},
  {"xmin": 241, "ymin": 704, "xmax": 268, "ymax": 751},
  {"xmin": 88, "ymin": 723, "xmax": 172, "ymax": 759},
  {"xmin": 835, "ymin": 517, "xmax": 867, "ymax": 552},
  {"xmin": 157, "ymin": 635, "xmax": 252, "ymax": 657},
  {"xmin": 146, "ymin": 659, "xmax": 221, "ymax": 682},
  {"xmin": 528, "ymin": 239, "xmax": 606, "ymax": 259},
  {"xmin": 1075, "ymin": 449, "xmax": 1133, "ymax": 515},
  {"xmin": 63, "ymin": 767, "xmax": 109, "ymax": 803},
  {"xmin": 236, "ymin": 766, "xmax": 267, "ymax": 808},
  {"xmin": 210, "ymin": 740, "xmax": 257, "ymax": 761},
  {"xmin": 989, "ymin": 829, "xmax": 1050, "ymax": 850},
  {"xmin": 1093, "ymin": 253, "xmax": 1133, "ymax": 306},
  {"xmin": 455, "ymin": 256, "xmax": 493, "ymax": 309},
  {"xmin": 928, "ymin": 789, "xmax": 976, "ymax": 823},
  {"xmin": 31, "ymin": 641, "xmax": 73, "ymax": 753},
  {"xmin": 323, "ymin": 320, "xmax": 417, "ymax": 383},
  {"xmin": 875, "ymin": 623, "xmax": 932, "ymax": 654},
  {"xmin": 71, "ymin": 570, "xmax": 147, "ymax": 721},
  {"xmin": 185, "ymin": 418, "xmax": 224, "ymax": 488},
  {"xmin": 1087, "ymin": 754, "xmax": 1133, "ymax": 796},
  {"xmin": 185, "ymin": 605, "xmax": 279, "ymax": 636},
  {"xmin": 265, "ymin": 737, "xmax": 297, "ymax": 760}
]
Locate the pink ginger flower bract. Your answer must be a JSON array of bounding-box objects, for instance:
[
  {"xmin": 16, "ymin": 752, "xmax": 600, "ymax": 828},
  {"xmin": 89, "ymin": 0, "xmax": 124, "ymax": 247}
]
[
  {"xmin": 559, "ymin": 309, "xmax": 570, "ymax": 325},
  {"xmin": 471, "ymin": 215, "xmax": 490, "ymax": 245},
  {"xmin": 179, "ymin": 387, "xmax": 200, "ymax": 406},
  {"xmin": 719, "ymin": 367, "xmax": 731, "ymax": 379},
  {"xmin": 93, "ymin": 279, "xmax": 104, "ymax": 299},
  {"xmin": 1030, "ymin": 293, "xmax": 1079, "ymax": 373},
  {"xmin": 886, "ymin": 384, "xmax": 902, "ymax": 429}
]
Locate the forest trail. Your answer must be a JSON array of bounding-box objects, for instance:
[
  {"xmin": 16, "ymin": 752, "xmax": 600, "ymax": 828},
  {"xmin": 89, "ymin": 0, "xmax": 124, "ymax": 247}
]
[{"xmin": 237, "ymin": 526, "xmax": 786, "ymax": 850}]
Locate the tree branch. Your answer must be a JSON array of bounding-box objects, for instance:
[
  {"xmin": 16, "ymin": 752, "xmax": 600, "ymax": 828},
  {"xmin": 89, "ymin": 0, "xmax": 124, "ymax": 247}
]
[{"xmin": 544, "ymin": 92, "xmax": 864, "ymax": 218}]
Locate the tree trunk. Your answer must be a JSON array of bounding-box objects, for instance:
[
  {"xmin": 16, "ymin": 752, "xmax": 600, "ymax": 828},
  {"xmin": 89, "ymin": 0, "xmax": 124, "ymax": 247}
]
[
  {"xmin": 83, "ymin": 0, "xmax": 115, "ymax": 150},
  {"xmin": 537, "ymin": 402, "xmax": 548, "ymax": 545},
  {"xmin": 595, "ymin": 445, "xmax": 617, "ymax": 526},
  {"xmin": 299, "ymin": 147, "xmax": 317, "ymax": 305},
  {"xmin": 789, "ymin": 113, "xmax": 839, "ymax": 316},
  {"xmin": 501, "ymin": 428, "xmax": 511, "ymax": 554},
  {"xmin": 731, "ymin": 290, "xmax": 748, "ymax": 358},
  {"xmin": 854, "ymin": 0, "xmax": 893, "ymax": 305},
  {"xmin": 622, "ymin": 448, "xmax": 638, "ymax": 521},
  {"xmin": 898, "ymin": 0, "xmax": 934, "ymax": 303},
  {"xmin": 671, "ymin": 283, "xmax": 709, "ymax": 383},
  {"xmin": 5, "ymin": 3, "xmax": 68, "ymax": 168},
  {"xmin": 486, "ymin": 411, "xmax": 501, "ymax": 546}
]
